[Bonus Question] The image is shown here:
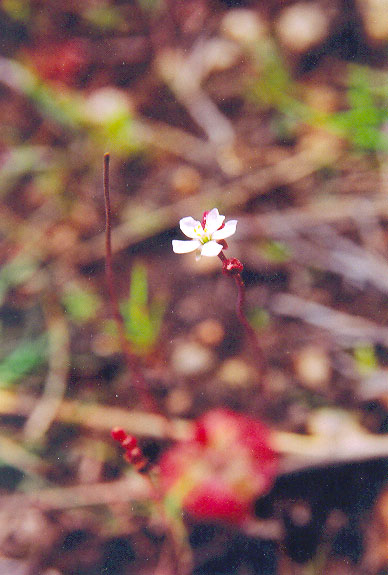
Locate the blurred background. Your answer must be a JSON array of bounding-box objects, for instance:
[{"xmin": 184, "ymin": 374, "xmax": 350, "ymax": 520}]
[{"xmin": 2, "ymin": 0, "xmax": 388, "ymax": 573}]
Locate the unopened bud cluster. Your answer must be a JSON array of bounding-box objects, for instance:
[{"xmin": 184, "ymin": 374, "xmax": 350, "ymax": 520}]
[
  {"xmin": 111, "ymin": 427, "xmax": 149, "ymax": 473},
  {"xmin": 222, "ymin": 257, "xmax": 244, "ymax": 276}
]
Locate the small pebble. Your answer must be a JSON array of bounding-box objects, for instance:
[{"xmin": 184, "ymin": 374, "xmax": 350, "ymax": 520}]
[
  {"xmin": 221, "ymin": 9, "xmax": 268, "ymax": 45},
  {"xmin": 276, "ymin": 3, "xmax": 330, "ymax": 53},
  {"xmin": 171, "ymin": 341, "xmax": 215, "ymax": 376},
  {"xmin": 85, "ymin": 87, "xmax": 132, "ymax": 124},
  {"xmin": 294, "ymin": 345, "xmax": 331, "ymax": 389},
  {"xmin": 217, "ymin": 358, "xmax": 253, "ymax": 388},
  {"xmin": 171, "ymin": 165, "xmax": 201, "ymax": 197},
  {"xmin": 194, "ymin": 319, "xmax": 224, "ymax": 347}
]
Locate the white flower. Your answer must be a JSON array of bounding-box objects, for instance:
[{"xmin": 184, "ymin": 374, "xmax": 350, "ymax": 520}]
[{"xmin": 172, "ymin": 208, "xmax": 237, "ymax": 258}]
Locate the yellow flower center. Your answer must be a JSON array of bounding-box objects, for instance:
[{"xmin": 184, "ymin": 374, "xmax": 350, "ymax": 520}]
[{"xmin": 194, "ymin": 224, "xmax": 211, "ymax": 244}]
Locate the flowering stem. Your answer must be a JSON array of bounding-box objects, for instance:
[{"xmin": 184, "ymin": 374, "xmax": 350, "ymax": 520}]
[
  {"xmin": 103, "ymin": 153, "xmax": 159, "ymax": 412},
  {"xmin": 112, "ymin": 428, "xmax": 192, "ymax": 575},
  {"xmin": 218, "ymin": 251, "xmax": 266, "ymax": 381}
]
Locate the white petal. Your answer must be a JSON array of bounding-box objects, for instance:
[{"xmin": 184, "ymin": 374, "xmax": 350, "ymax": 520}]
[
  {"xmin": 172, "ymin": 239, "xmax": 201, "ymax": 253},
  {"xmin": 205, "ymin": 208, "xmax": 225, "ymax": 234},
  {"xmin": 200, "ymin": 240, "xmax": 223, "ymax": 257},
  {"xmin": 180, "ymin": 217, "xmax": 201, "ymax": 239},
  {"xmin": 212, "ymin": 220, "xmax": 237, "ymax": 240}
]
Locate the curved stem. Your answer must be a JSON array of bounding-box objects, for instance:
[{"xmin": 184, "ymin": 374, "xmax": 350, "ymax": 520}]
[
  {"xmin": 103, "ymin": 154, "xmax": 158, "ymax": 412},
  {"xmin": 218, "ymin": 251, "xmax": 266, "ymax": 382}
]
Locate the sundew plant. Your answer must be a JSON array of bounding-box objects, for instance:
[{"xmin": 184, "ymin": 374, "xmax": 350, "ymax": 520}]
[{"xmin": 105, "ymin": 155, "xmax": 279, "ymax": 574}]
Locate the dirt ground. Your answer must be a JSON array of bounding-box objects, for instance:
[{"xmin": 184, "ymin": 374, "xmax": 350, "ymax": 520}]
[{"xmin": 2, "ymin": 1, "xmax": 388, "ymax": 573}]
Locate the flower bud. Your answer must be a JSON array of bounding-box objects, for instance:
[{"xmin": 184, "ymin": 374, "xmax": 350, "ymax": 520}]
[
  {"xmin": 111, "ymin": 427, "xmax": 127, "ymax": 443},
  {"xmin": 121, "ymin": 436, "xmax": 138, "ymax": 451},
  {"xmin": 222, "ymin": 257, "xmax": 244, "ymax": 276}
]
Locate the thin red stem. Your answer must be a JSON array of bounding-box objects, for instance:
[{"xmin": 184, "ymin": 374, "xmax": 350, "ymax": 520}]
[
  {"xmin": 103, "ymin": 154, "xmax": 158, "ymax": 412},
  {"xmin": 218, "ymin": 251, "xmax": 266, "ymax": 381}
]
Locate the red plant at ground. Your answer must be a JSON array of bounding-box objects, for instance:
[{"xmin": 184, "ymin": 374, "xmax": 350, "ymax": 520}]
[
  {"xmin": 24, "ymin": 39, "xmax": 88, "ymax": 85},
  {"xmin": 159, "ymin": 409, "xmax": 278, "ymax": 525}
]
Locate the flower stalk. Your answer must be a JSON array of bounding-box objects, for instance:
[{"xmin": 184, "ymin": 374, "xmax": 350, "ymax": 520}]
[
  {"xmin": 111, "ymin": 426, "xmax": 193, "ymax": 575},
  {"xmin": 103, "ymin": 153, "xmax": 158, "ymax": 412},
  {"xmin": 173, "ymin": 208, "xmax": 266, "ymax": 381},
  {"xmin": 218, "ymin": 251, "xmax": 266, "ymax": 381}
]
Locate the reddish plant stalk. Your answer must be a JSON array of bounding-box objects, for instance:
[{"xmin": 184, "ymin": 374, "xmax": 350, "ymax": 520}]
[
  {"xmin": 218, "ymin": 251, "xmax": 266, "ymax": 381},
  {"xmin": 112, "ymin": 427, "xmax": 192, "ymax": 575},
  {"xmin": 103, "ymin": 153, "xmax": 158, "ymax": 412}
]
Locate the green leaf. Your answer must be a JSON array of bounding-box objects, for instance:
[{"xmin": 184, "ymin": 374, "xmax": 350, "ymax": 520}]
[
  {"xmin": 130, "ymin": 263, "xmax": 148, "ymax": 307},
  {"xmin": 0, "ymin": 337, "xmax": 47, "ymax": 388},
  {"xmin": 328, "ymin": 65, "xmax": 388, "ymax": 152},
  {"xmin": 62, "ymin": 286, "xmax": 101, "ymax": 324},
  {"xmin": 258, "ymin": 240, "xmax": 291, "ymax": 263},
  {"xmin": 119, "ymin": 263, "xmax": 166, "ymax": 354}
]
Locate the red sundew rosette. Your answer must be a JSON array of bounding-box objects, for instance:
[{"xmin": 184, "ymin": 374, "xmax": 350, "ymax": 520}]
[
  {"xmin": 159, "ymin": 409, "xmax": 278, "ymax": 525},
  {"xmin": 23, "ymin": 39, "xmax": 88, "ymax": 86}
]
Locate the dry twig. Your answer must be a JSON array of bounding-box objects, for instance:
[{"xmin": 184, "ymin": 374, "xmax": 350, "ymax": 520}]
[
  {"xmin": 270, "ymin": 293, "xmax": 388, "ymax": 347},
  {"xmin": 23, "ymin": 293, "xmax": 70, "ymax": 441}
]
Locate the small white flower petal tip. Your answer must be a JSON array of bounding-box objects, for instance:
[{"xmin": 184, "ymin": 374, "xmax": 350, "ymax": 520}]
[
  {"xmin": 172, "ymin": 239, "xmax": 201, "ymax": 254},
  {"xmin": 172, "ymin": 209, "xmax": 237, "ymax": 259}
]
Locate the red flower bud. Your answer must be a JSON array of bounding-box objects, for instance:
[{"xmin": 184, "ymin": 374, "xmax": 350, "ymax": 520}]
[
  {"xmin": 127, "ymin": 446, "xmax": 143, "ymax": 464},
  {"xmin": 222, "ymin": 257, "xmax": 244, "ymax": 277},
  {"xmin": 112, "ymin": 428, "xmax": 149, "ymax": 472},
  {"xmin": 121, "ymin": 436, "xmax": 138, "ymax": 451},
  {"xmin": 111, "ymin": 427, "xmax": 127, "ymax": 443}
]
